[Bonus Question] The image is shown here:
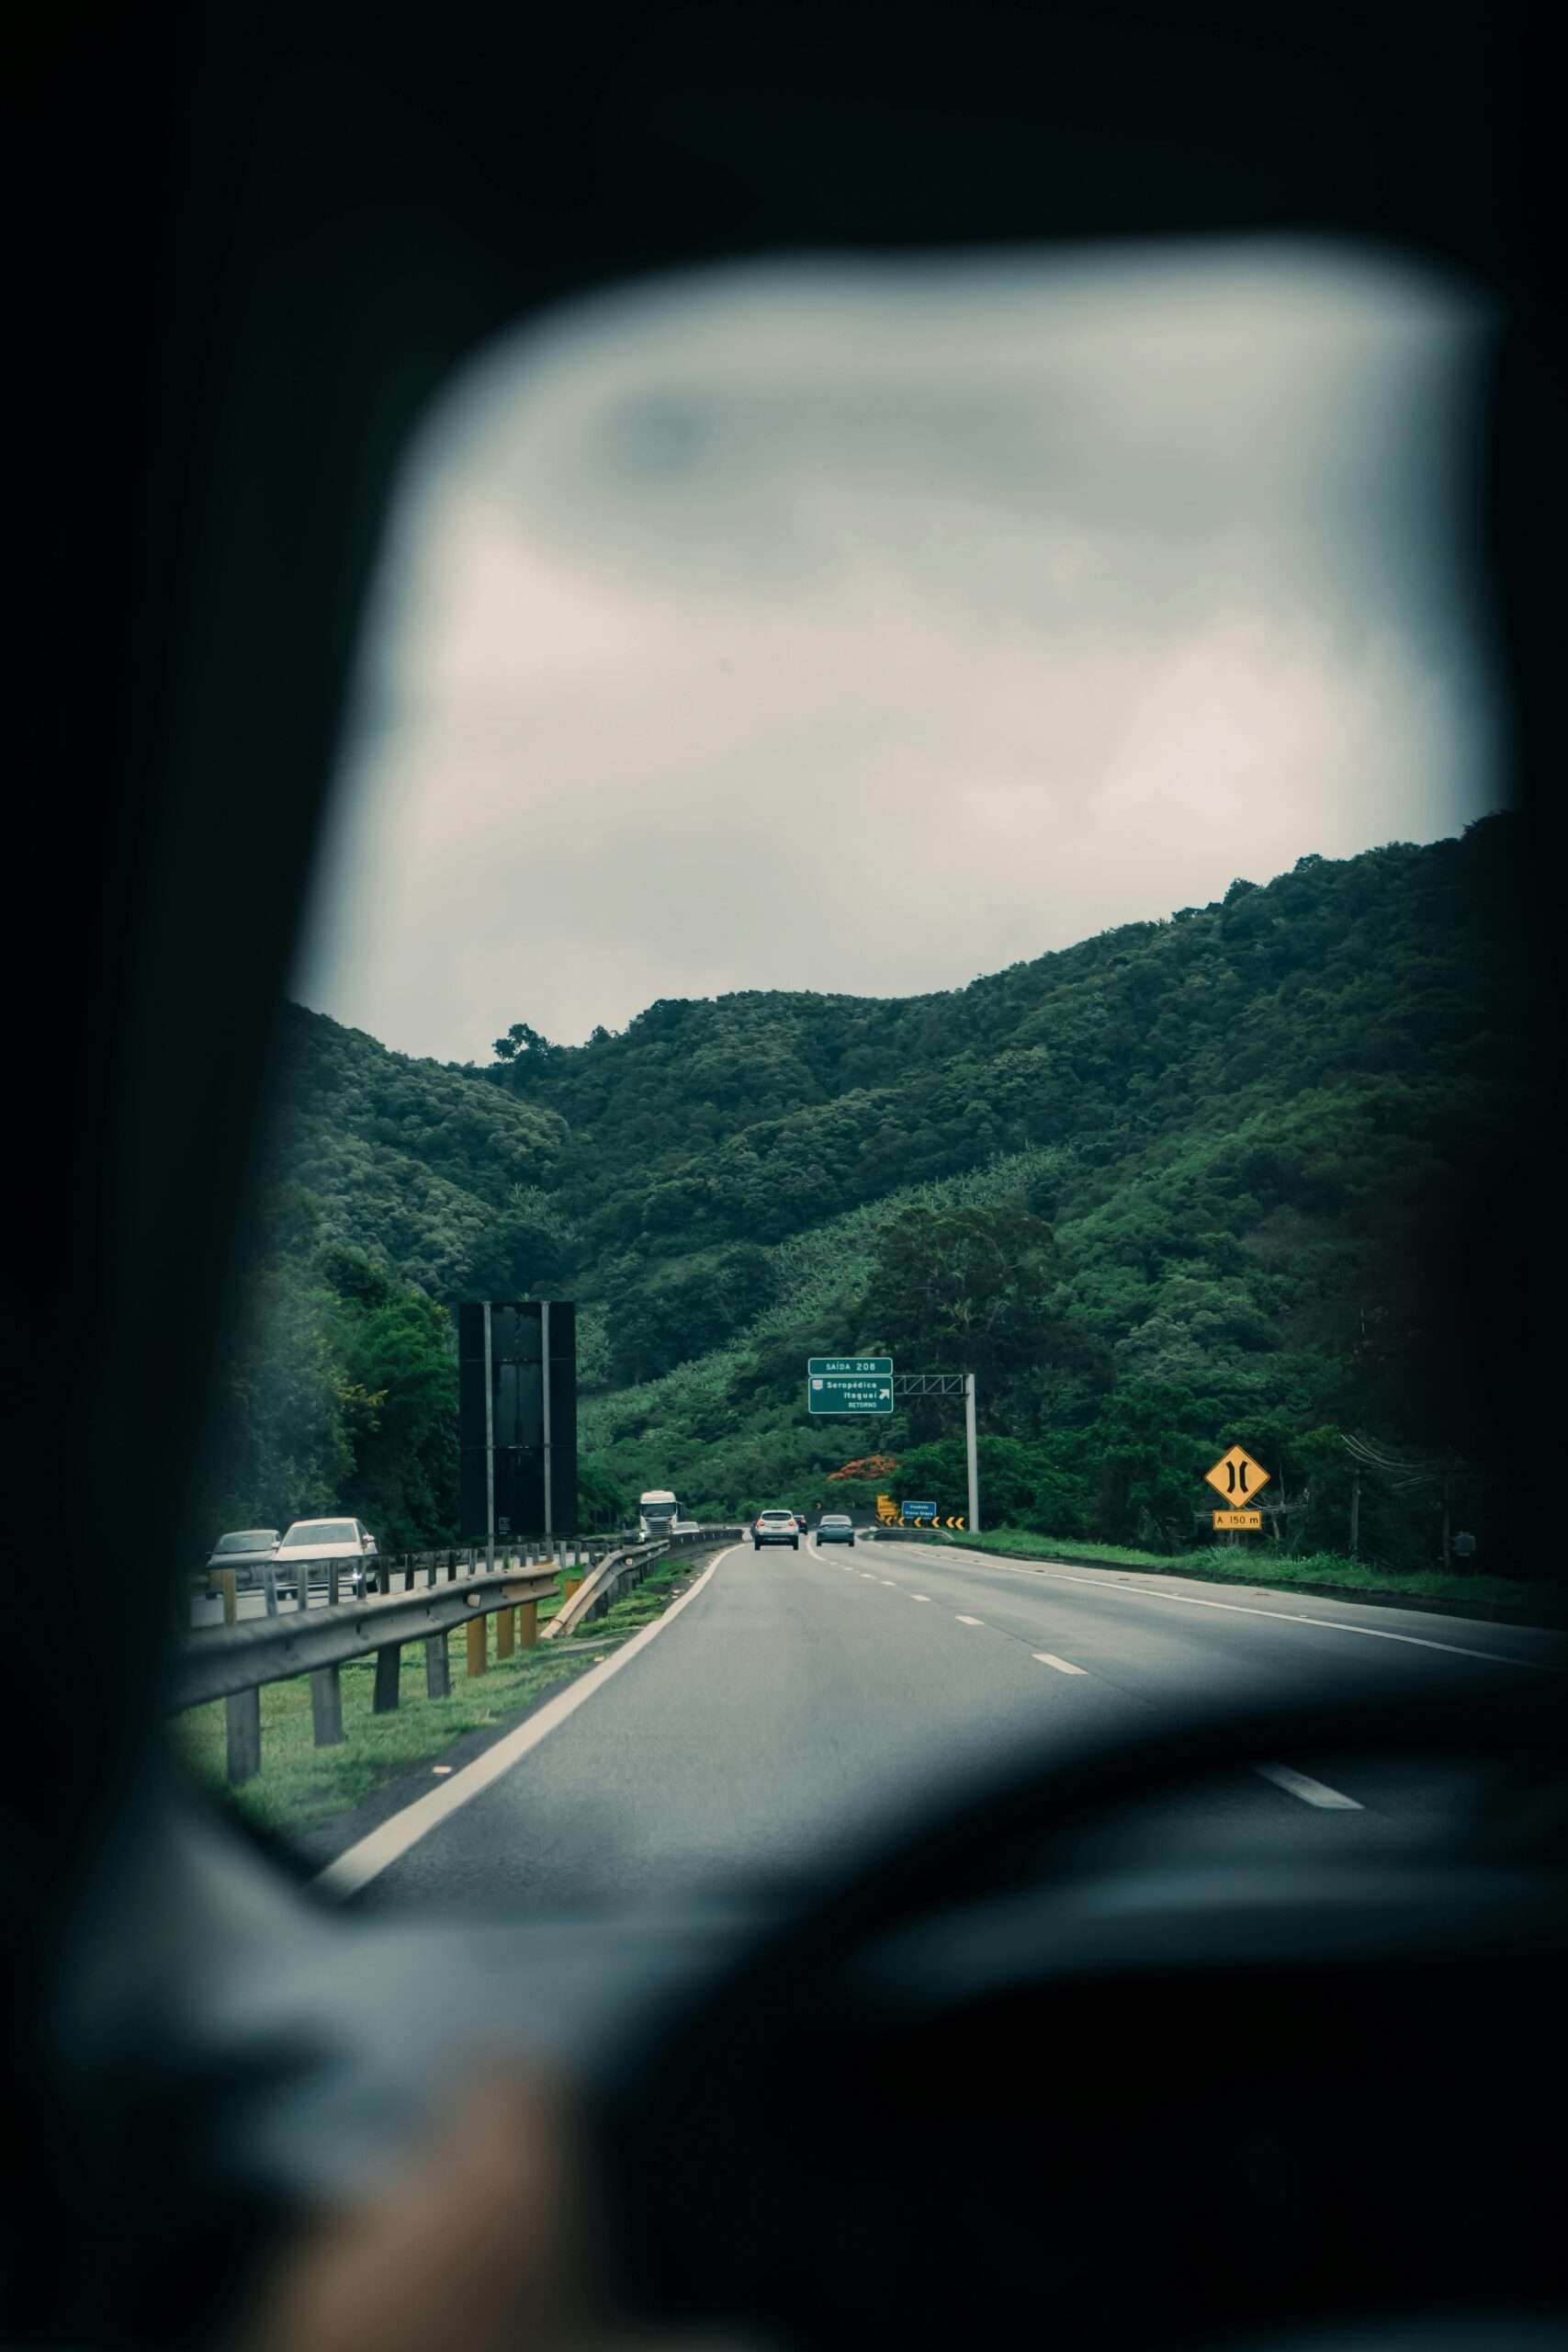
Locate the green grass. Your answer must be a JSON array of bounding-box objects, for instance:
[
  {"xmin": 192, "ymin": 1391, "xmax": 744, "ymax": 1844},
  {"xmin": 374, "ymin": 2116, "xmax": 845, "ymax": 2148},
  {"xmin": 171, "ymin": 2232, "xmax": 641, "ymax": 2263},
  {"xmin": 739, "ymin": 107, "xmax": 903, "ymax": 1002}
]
[
  {"xmin": 924, "ymin": 1527, "xmax": 1568, "ymax": 1621},
  {"xmin": 178, "ymin": 1553, "xmax": 705, "ymax": 1837}
]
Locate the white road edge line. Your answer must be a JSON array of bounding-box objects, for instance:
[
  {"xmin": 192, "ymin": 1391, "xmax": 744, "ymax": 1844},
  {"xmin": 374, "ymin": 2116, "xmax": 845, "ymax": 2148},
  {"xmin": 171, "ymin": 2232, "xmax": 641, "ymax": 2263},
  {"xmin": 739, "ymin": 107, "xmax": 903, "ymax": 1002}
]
[
  {"xmin": 1253, "ymin": 1761, "xmax": 1363, "ymax": 1811},
  {"xmin": 314, "ymin": 1544, "xmax": 740, "ymax": 1901},
  {"xmin": 876, "ymin": 1543, "xmax": 1547, "ymax": 1669},
  {"xmin": 1032, "ymin": 1652, "xmax": 1088, "ymax": 1675}
]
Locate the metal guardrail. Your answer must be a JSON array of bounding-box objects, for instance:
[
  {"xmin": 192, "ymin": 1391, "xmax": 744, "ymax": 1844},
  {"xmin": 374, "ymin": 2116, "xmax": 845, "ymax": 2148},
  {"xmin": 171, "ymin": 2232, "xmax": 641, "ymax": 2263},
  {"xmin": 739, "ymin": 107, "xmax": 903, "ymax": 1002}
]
[
  {"xmin": 545, "ymin": 1525, "xmax": 744, "ymax": 1639},
  {"xmin": 176, "ymin": 1565, "xmax": 558, "ymax": 1710},
  {"xmin": 182, "ymin": 1526, "xmax": 741, "ymax": 1785}
]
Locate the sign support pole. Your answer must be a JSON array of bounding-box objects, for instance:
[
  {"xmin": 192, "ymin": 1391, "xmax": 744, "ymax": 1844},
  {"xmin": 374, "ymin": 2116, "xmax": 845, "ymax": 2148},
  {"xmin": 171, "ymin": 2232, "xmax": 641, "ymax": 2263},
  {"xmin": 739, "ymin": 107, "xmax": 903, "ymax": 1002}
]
[
  {"xmin": 483, "ymin": 1300, "xmax": 495, "ymax": 1576},
  {"xmin": 964, "ymin": 1371, "xmax": 980, "ymax": 1537},
  {"xmin": 541, "ymin": 1297, "xmax": 553, "ymax": 1544}
]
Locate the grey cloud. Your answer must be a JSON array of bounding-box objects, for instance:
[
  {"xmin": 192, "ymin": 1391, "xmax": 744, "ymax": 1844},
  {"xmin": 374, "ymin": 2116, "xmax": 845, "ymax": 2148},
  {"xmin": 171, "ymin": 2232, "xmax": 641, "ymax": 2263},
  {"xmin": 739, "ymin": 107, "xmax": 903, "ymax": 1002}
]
[{"xmin": 294, "ymin": 244, "xmax": 1504, "ymax": 1058}]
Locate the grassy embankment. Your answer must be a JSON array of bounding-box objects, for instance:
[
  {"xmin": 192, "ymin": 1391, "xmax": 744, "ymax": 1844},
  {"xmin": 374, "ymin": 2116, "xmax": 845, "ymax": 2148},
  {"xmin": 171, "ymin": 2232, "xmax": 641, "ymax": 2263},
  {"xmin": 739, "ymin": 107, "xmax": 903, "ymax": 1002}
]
[
  {"xmin": 178, "ymin": 1550, "xmax": 708, "ymax": 1836},
  {"xmin": 921, "ymin": 1528, "xmax": 1568, "ymax": 1623}
]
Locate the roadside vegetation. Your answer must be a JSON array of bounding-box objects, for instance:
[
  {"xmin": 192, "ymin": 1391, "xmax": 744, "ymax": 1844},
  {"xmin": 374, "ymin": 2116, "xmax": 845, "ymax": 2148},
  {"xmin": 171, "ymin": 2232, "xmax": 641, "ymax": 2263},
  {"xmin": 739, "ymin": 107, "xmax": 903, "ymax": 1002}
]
[{"xmin": 197, "ymin": 818, "xmax": 1547, "ymax": 1585}]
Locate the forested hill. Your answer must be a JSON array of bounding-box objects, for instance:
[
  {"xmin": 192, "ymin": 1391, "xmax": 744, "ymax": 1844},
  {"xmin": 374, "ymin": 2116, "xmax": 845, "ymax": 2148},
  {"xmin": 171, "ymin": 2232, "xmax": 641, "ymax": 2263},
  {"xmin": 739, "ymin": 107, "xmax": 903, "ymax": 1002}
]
[{"xmin": 222, "ymin": 817, "xmax": 1536, "ymax": 1567}]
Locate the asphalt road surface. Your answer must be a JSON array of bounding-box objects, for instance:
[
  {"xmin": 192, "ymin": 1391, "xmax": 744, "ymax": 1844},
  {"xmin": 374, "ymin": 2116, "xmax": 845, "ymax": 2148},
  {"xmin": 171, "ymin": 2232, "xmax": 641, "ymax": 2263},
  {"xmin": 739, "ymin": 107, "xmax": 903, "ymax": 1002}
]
[{"xmin": 350, "ymin": 1536, "xmax": 1564, "ymax": 1914}]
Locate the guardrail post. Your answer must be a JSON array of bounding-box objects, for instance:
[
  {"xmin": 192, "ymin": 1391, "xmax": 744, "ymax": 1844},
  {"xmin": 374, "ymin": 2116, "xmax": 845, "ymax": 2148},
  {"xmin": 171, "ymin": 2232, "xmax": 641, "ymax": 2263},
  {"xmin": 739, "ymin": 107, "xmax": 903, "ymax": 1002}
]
[
  {"xmin": 496, "ymin": 1602, "xmax": 515, "ymax": 1658},
  {"xmin": 518, "ymin": 1599, "xmax": 538, "ymax": 1648},
  {"xmin": 373, "ymin": 1642, "xmax": 401, "ymax": 1713},
  {"xmin": 466, "ymin": 1614, "xmax": 487, "ymax": 1676},
  {"xmin": 310, "ymin": 1666, "xmax": 344, "ymax": 1746},
  {"xmin": 425, "ymin": 1632, "xmax": 450, "ymax": 1699},
  {"xmin": 225, "ymin": 1688, "xmax": 261, "ymax": 1782},
  {"xmin": 218, "ymin": 1568, "xmax": 238, "ymax": 1624}
]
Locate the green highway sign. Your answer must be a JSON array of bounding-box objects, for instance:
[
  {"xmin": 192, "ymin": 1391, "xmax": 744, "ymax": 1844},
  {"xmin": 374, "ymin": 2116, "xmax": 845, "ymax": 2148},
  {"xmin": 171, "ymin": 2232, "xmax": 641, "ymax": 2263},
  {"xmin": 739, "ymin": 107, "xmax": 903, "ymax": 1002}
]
[{"xmin": 807, "ymin": 1356, "xmax": 894, "ymax": 1415}]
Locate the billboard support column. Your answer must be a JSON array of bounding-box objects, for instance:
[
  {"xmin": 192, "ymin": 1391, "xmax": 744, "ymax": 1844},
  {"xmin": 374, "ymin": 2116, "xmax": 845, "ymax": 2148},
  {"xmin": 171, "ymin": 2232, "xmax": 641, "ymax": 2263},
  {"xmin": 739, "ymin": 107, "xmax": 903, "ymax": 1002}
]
[
  {"xmin": 542, "ymin": 1297, "xmax": 553, "ymax": 1543},
  {"xmin": 483, "ymin": 1300, "xmax": 495, "ymax": 1575},
  {"xmin": 964, "ymin": 1371, "xmax": 980, "ymax": 1538}
]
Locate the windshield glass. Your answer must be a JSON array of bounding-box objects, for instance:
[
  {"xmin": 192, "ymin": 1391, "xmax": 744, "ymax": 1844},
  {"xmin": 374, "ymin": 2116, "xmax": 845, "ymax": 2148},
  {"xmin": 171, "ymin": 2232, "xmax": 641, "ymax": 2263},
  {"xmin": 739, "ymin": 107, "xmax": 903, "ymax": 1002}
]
[
  {"xmin": 216, "ymin": 1532, "xmax": 275, "ymax": 1551},
  {"xmin": 170, "ymin": 247, "xmax": 1566, "ymax": 1917}
]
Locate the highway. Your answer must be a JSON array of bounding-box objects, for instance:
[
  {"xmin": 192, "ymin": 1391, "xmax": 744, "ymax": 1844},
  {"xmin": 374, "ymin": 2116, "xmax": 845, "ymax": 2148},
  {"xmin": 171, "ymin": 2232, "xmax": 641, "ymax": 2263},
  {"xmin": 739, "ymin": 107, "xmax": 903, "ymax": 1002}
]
[{"xmin": 344, "ymin": 1534, "xmax": 1564, "ymax": 1912}]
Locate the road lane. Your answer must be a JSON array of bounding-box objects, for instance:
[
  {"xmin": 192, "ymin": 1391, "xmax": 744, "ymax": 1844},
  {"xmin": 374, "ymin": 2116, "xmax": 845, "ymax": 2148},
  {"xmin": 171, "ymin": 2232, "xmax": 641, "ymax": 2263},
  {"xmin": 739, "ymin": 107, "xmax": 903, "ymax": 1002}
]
[
  {"xmin": 858, "ymin": 1535, "xmax": 1563, "ymax": 1685},
  {"xmin": 347, "ymin": 1531, "xmax": 1561, "ymax": 1912}
]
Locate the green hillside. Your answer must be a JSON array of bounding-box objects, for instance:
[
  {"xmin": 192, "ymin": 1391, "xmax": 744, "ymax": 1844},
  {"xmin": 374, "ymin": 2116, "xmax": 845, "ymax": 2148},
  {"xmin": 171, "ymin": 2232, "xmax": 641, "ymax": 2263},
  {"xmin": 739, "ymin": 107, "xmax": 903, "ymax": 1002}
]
[{"xmin": 206, "ymin": 817, "xmax": 1537, "ymax": 1570}]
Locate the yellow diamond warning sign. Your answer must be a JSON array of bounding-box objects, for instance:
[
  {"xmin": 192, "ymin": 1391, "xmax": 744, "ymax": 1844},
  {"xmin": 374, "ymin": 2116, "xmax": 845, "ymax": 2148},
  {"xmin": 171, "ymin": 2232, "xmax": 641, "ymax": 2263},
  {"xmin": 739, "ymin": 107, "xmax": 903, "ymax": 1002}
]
[
  {"xmin": 1213, "ymin": 1510, "xmax": 1262, "ymax": 1531},
  {"xmin": 1202, "ymin": 1444, "xmax": 1271, "ymax": 1509}
]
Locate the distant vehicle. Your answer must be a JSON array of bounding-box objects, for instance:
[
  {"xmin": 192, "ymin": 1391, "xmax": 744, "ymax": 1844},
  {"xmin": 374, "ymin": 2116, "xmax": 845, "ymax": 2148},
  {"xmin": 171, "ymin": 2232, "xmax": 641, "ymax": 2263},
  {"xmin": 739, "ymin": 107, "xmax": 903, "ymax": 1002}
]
[
  {"xmin": 273, "ymin": 1517, "xmax": 378, "ymax": 1600},
  {"xmin": 792, "ymin": 1511, "xmax": 808, "ymax": 1532},
  {"xmin": 204, "ymin": 1529, "xmax": 279, "ymax": 1590},
  {"xmin": 638, "ymin": 1489, "xmax": 681, "ymax": 1540},
  {"xmin": 817, "ymin": 1513, "xmax": 855, "ymax": 1545},
  {"xmin": 753, "ymin": 1510, "xmax": 800, "ymax": 1552}
]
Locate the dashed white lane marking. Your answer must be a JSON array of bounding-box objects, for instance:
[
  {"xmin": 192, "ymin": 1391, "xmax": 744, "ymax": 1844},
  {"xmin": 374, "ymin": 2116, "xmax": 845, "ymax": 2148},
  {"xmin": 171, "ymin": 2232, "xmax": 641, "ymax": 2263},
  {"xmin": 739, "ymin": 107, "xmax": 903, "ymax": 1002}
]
[
  {"xmin": 877, "ymin": 1546, "xmax": 1549, "ymax": 1670},
  {"xmin": 1032, "ymin": 1652, "xmax": 1088, "ymax": 1675},
  {"xmin": 1253, "ymin": 1761, "xmax": 1363, "ymax": 1810},
  {"xmin": 910, "ymin": 1594, "xmax": 931, "ymax": 1603},
  {"xmin": 315, "ymin": 1545, "xmax": 740, "ymax": 1899},
  {"xmin": 955, "ymin": 1614, "xmax": 984, "ymax": 1626},
  {"xmin": 880, "ymin": 1579, "xmax": 897, "ymax": 1587}
]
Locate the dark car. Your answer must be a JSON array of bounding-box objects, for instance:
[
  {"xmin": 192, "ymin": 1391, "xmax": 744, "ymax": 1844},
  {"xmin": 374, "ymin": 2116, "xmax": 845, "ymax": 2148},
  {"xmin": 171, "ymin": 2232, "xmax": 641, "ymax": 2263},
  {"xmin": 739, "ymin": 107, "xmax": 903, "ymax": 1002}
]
[
  {"xmin": 817, "ymin": 1513, "xmax": 855, "ymax": 1545},
  {"xmin": 792, "ymin": 1510, "xmax": 808, "ymax": 1532},
  {"xmin": 753, "ymin": 1510, "xmax": 800, "ymax": 1552}
]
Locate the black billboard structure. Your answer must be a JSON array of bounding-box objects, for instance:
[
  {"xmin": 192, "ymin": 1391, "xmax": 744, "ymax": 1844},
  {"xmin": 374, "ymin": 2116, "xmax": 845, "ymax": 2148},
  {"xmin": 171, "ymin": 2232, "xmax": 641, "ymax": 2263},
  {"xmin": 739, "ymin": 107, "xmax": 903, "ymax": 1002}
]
[{"xmin": 457, "ymin": 1301, "xmax": 578, "ymax": 1551}]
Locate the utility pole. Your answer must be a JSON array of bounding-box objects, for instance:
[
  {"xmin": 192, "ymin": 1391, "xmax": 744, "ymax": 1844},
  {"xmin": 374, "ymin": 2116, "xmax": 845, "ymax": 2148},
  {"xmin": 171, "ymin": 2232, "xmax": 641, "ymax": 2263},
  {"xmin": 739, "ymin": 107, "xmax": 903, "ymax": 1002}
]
[
  {"xmin": 964, "ymin": 1371, "xmax": 980, "ymax": 1537},
  {"xmin": 483, "ymin": 1300, "xmax": 495, "ymax": 1575},
  {"xmin": 1349, "ymin": 1469, "xmax": 1360, "ymax": 1561}
]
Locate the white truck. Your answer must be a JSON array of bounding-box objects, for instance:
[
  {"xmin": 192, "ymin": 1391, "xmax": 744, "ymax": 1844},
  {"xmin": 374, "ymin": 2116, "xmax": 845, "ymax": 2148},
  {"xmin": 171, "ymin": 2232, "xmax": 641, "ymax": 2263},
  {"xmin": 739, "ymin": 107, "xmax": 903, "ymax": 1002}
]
[{"xmin": 637, "ymin": 1489, "xmax": 681, "ymax": 1540}]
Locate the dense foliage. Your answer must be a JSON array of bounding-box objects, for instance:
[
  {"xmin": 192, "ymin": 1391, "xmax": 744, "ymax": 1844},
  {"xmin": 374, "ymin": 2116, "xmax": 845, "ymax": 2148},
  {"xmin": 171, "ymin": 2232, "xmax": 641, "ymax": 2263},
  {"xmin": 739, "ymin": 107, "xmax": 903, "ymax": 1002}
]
[{"xmin": 210, "ymin": 819, "xmax": 1540, "ymax": 1574}]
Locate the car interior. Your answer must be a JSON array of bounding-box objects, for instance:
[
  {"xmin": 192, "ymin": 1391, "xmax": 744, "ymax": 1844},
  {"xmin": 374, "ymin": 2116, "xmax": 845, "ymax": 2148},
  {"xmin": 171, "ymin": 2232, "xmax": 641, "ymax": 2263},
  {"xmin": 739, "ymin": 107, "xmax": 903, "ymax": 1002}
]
[{"xmin": 12, "ymin": 5, "xmax": 1563, "ymax": 2349}]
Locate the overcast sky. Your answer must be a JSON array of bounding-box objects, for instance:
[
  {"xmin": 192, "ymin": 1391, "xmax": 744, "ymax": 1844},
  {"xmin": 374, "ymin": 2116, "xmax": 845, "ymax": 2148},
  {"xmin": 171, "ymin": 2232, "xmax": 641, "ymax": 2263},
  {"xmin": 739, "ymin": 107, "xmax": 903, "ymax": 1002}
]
[{"xmin": 293, "ymin": 243, "xmax": 1504, "ymax": 1060}]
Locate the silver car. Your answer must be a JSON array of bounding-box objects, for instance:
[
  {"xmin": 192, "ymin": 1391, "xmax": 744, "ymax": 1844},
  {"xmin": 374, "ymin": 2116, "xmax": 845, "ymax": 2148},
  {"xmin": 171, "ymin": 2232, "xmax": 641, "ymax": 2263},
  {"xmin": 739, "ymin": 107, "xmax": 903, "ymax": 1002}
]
[
  {"xmin": 273, "ymin": 1517, "xmax": 379, "ymax": 1600},
  {"xmin": 204, "ymin": 1528, "xmax": 280, "ymax": 1590}
]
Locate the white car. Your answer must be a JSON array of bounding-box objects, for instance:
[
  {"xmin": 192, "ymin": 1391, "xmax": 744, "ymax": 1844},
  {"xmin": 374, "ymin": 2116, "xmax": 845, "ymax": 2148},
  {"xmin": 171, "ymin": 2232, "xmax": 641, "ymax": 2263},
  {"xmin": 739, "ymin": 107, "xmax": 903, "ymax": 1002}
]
[
  {"xmin": 273, "ymin": 1517, "xmax": 378, "ymax": 1600},
  {"xmin": 752, "ymin": 1509, "xmax": 800, "ymax": 1553}
]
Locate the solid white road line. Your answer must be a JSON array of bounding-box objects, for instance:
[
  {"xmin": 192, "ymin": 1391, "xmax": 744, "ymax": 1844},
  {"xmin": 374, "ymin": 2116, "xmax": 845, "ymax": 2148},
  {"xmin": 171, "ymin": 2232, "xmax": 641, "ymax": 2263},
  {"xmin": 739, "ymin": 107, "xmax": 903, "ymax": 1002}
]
[
  {"xmin": 1253, "ymin": 1761, "xmax": 1363, "ymax": 1810},
  {"xmin": 955, "ymin": 1614, "xmax": 984, "ymax": 1626},
  {"xmin": 883, "ymin": 1545, "xmax": 1547, "ymax": 1670},
  {"xmin": 1032, "ymin": 1652, "xmax": 1088, "ymax": 1675},
  {"xmin": 315, "ymin": 1544, "xmax": 740, "ymax": 1900}
]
